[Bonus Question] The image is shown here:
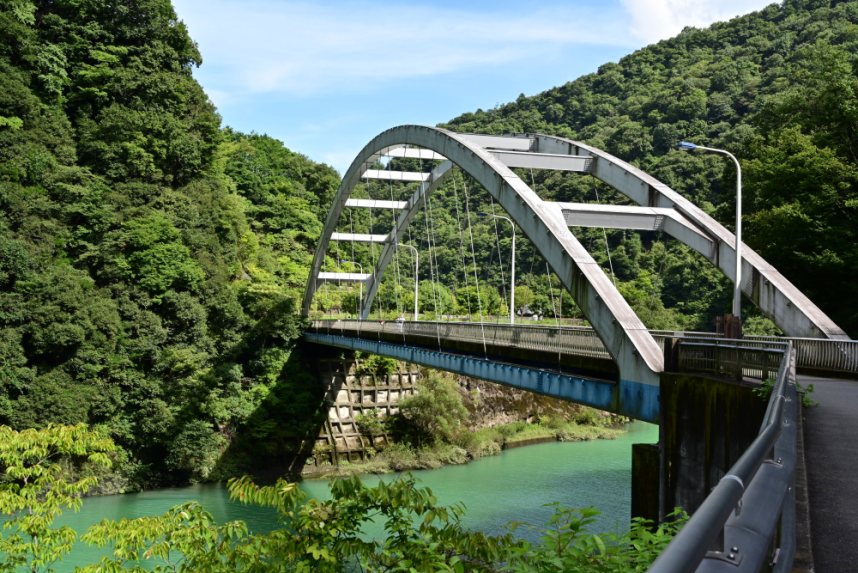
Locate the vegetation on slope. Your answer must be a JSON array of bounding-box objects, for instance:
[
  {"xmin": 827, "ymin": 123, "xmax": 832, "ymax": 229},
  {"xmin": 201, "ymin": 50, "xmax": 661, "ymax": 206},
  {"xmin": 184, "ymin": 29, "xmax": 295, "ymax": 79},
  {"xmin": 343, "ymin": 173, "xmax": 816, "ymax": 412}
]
[
  {"xmin": 0, "ymin": 0, "xmax": 338, "ymax": 487},
  {"xmin": 343, "ymin": 372, "xmax": 621, "ymax": 475}
]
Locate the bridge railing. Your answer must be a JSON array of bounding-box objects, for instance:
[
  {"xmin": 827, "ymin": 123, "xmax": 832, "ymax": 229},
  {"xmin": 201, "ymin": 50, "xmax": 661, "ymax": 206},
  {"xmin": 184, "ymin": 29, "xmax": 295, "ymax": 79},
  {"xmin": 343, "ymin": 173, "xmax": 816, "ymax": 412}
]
[
  {"xmin": 678, "ymin": 341, "xmax": 787, "ymax": 381},
  {"xmin": 745, "ymin": 334, "xmax": 858, "ymax": 374},
  {"xmin": 308, "ymin": 320, "xmax": 858, "ymax": 375},
  {"xmin": 649, "ymin": 342, "xmax": 797, "ymax": 573},
  {"xmin": 309, "ymin": 319, "xmax": 613, "ymax": 360}
]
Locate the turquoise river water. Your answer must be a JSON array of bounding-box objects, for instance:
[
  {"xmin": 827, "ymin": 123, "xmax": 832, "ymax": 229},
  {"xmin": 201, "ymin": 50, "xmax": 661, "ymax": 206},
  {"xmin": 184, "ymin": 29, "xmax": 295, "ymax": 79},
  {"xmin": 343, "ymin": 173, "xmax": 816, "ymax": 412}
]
[{"xmin": 51, "ymin": 421, "xmax": 658, "ymax": 570}]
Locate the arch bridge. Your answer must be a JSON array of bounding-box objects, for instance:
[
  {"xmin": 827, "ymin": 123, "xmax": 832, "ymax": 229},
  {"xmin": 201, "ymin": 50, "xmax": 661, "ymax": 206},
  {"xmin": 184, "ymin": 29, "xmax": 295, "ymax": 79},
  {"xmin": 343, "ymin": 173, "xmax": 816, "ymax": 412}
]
[{"xmin": 303, "ymin": 125, "xmax": 854, "ymax": 422}]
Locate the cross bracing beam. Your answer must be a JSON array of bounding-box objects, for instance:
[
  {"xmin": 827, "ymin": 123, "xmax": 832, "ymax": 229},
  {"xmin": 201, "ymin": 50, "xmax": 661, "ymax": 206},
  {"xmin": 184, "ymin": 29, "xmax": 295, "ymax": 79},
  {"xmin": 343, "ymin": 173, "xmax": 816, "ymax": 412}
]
[
  {"xmin": 386, "ymin": 147, "xmax": 446, "ymax": 160},
  {"xmin": 459, "ymin": 133, "xmax": 535, "ymax": 151},
  {"xmin": 304, "ymin": 125, "xmax": 665, "ymax": 394},
  {"xmin": 489, "ymin": 150, "xmax": 594, "ymax": 172},
  {"xmin": 317, "ymin": 272, "xmax": 372, "ymax": 282},
  {"xmin": 557, "ymin": 203, "xmax": 715, "ymax": 260},
  {"xmin": 330, "ymin": 233, "xmax": 389, "ymax": 243},
  {"xmin": 344, "ymin": 199, "xmax": 408, "ymax": 209},
  {"xmin": 362, "ymin": 169, "xmax": 430, "ymax": 182}
]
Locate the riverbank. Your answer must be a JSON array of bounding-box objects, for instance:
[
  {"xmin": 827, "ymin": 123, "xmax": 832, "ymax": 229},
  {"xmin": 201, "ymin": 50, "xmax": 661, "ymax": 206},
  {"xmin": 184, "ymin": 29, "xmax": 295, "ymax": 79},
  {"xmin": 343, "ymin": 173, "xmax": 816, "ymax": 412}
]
[{"xmin": 305, "ymin": 418, "xmax": 623, "ymax": 478}]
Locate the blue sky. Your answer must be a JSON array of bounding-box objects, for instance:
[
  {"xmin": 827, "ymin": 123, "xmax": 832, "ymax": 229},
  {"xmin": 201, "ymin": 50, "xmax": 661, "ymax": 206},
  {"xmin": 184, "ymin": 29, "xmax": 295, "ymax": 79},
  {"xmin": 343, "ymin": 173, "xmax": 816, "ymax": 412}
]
[{"xmin": 171, "ymin": 0, "xmax": 776, "ymax": 173}]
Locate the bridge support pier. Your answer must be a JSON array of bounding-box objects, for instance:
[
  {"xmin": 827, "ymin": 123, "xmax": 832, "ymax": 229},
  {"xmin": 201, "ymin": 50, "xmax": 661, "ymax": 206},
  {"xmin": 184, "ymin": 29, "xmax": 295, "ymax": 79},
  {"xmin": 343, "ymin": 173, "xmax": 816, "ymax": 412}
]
[{"xmin": 632, "ymin": 372, "xmax": 769, "ymax": 523}]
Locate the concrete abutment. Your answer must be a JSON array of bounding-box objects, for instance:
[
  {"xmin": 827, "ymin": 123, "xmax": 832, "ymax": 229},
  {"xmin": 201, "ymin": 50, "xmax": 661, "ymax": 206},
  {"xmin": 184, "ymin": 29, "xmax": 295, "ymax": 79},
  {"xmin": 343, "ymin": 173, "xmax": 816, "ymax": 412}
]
[{"xmin": 632, "ymin": 372, "xmax": 768, "ymax": 524}]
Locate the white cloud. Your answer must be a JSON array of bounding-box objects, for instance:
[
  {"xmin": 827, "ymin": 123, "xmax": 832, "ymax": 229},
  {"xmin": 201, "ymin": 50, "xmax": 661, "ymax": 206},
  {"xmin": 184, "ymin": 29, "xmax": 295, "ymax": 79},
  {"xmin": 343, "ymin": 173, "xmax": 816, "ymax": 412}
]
[
  {"xmin": 620, "ymin": 0, "xmax": 777, "ymax": 44},
  {"xmin": 173, "ymin": 0, "xmax": 629, "ymax": 97}
]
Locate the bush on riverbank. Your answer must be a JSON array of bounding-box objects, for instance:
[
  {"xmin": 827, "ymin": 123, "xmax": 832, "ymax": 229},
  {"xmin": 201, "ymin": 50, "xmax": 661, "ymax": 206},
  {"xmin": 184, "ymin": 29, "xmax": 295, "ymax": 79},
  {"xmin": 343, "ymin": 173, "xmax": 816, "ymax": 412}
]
[{"xmin": 82, "ymin": 472, "xmax": 688, "ymax": 572}]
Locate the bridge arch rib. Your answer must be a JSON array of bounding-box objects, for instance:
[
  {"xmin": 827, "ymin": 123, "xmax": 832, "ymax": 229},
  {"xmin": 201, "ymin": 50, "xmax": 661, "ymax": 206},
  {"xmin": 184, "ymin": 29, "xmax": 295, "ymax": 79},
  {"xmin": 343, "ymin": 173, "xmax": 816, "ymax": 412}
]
[
  {"xmin": 303, "ymin": 125, "xmax": 664, "ymax": 417},
  {"xmin": 526, "ymin": 133, "xmax": 848, "ymax": 340}
]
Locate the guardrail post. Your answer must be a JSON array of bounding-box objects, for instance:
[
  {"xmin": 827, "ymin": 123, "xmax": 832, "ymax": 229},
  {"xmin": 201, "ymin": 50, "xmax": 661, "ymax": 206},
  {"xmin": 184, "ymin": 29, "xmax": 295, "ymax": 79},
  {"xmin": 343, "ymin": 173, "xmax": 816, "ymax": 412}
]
[
  {"xmin": 664, "ymin": 338, "xmax": 680, "ymax": 372},
  {"xmin": 736, "ymin": 347, "xmax": 744, "ymax": 381},
  {"xmin": 715, "ymin": 344, "xmax": 721, "ymax": 376}
]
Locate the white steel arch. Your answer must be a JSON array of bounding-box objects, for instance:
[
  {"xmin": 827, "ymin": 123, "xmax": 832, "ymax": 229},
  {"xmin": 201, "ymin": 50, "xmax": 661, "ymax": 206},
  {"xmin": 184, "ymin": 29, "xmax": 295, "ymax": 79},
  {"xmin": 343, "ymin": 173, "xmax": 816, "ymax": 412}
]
[
  {"xmin": 303, "ymin": 125, "xmax": 665, "ymax": 395},
  {"xmin": 305, "ymin": 125, "xmax": 850, "ymax": 405}
]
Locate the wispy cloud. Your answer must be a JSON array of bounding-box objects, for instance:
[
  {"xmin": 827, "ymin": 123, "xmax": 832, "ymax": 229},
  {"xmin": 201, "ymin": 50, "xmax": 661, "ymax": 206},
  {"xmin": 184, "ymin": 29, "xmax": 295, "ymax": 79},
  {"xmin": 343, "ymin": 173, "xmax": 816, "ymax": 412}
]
[
  {"xmin": 620, "ymin": 0, "xmax": 776, "ymax": 44},
  {"xmin": 174, "ymin": 0, "xmax": 629, "ymax": 97}
]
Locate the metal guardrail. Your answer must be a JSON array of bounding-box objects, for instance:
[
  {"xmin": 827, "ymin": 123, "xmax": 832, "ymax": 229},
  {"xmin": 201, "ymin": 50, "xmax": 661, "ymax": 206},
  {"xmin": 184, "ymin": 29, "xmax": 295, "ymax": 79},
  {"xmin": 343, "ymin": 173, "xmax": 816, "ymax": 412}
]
[
  {"xmin": 678, "ymin": 342, "xmax": 786, "ymax": 381},
  {"xmin": 308, "ymin": 320, "xmax": 858, "ymax": 376},
  {"xmin": 648, "ymin": 342, "xmax": 797, "ymax": 573}
]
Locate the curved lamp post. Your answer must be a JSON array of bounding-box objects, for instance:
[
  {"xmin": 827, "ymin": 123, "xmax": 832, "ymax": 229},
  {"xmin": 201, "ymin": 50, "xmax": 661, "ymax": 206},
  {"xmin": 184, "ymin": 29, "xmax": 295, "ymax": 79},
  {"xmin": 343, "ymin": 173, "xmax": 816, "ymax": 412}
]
[
  {"xmin": 339, "ymin": 259, "xmax": 363, "ymax": 318},
  {"xmin": 394, "ymin": 243, "xmax": 419, "ymax": 321},
  {"xmin": 478, "ymin": 212, "xmax": 516, "ymax": 324},
  {"xmin": 678, "ymin": 141, "xmax": 743, "ymax": 319}
]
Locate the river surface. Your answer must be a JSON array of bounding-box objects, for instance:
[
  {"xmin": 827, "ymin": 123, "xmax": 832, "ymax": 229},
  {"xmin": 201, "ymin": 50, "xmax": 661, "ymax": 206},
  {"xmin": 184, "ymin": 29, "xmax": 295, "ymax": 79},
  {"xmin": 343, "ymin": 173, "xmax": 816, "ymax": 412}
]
[{"xmin": 52, "ymin": 422, "xmax": 658, "ymax": 571}]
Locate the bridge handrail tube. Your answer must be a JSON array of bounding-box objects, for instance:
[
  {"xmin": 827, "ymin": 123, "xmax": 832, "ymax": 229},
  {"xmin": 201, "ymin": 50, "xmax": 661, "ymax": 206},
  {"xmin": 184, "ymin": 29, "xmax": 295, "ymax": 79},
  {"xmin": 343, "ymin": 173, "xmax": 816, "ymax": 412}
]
[
  {"xmin": 308, "ymin": 320, "xmax": 857, "ymax": 374},
  {"xmin": 648, "ymin": 342, "xmax": 794, "ymax": 573}
]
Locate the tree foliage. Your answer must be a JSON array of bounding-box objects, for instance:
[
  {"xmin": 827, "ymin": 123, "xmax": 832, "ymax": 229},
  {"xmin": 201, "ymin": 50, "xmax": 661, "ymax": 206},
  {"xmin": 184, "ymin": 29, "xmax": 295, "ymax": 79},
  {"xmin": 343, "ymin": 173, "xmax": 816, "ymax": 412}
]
[
  {"xmin": 0, "ymin": 424, "xmax": 115, "ymax": 573},
  {"xmin": 0, "ymin": 0, "xmax": 337, "ymax": 488}
]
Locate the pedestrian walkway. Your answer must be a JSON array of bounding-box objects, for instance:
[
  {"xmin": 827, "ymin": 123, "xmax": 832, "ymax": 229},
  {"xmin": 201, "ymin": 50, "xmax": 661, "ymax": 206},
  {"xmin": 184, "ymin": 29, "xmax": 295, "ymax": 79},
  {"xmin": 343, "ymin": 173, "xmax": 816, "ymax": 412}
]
[{"xmin": 800, "ymin": 375, "xmax": 858, "ymax": 573}]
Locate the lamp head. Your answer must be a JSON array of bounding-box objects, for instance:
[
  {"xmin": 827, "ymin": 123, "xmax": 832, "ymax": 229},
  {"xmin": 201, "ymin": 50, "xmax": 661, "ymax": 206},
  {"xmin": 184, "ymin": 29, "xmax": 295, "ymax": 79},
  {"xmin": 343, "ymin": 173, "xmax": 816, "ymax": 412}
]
[
  {"xmin": 677, "ymin": 141, "xmax": 698, "ymax": 151},
  {"xmin": 477, "ymin": 212, "xmax": 488, "ymax": 217}
]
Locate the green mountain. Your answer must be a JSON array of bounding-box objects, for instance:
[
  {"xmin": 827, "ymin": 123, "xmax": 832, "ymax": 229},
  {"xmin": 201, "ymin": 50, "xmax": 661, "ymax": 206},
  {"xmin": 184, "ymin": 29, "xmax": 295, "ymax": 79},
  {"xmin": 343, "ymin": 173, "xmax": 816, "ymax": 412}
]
[
  {"xmin": 1, "ymin": 0, "xmax": 856, "ymax": 487},
  {"xmin": 437, "ymin": 0, "xmax": 858, "ymax": 336}
]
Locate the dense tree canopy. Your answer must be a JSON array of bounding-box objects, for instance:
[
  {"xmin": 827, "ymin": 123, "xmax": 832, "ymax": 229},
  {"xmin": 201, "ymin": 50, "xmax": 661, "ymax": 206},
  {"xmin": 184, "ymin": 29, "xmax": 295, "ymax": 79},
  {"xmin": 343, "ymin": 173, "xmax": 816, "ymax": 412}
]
[{"xmin": 0, "ymin": 0, "xmax": 338, "ymax": 486}]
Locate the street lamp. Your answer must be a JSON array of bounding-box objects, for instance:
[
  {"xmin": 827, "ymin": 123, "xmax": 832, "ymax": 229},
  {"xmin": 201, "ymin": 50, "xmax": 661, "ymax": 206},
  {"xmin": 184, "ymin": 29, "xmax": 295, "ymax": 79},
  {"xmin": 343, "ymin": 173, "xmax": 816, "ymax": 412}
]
[
  {"xmin": 678, "ymin": 141, "xmax": 743, "ymax": 319},
  {"xmin": 394, "ymin": 243, "xmax": 419, "ymax": 321},
  {"xmin": 478, "ymin": 212, "xmax": 516, "ymax": 324},
  {"xmin": 339, "ymin": 260, "xmax": 363, "ymax": 318}
]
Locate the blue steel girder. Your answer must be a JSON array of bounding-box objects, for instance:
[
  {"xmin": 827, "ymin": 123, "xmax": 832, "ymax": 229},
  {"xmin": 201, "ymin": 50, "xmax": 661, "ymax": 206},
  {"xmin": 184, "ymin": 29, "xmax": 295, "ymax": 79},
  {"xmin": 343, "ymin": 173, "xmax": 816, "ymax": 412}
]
[{"xmin": 305, "ymin": 332, "xmax": 659, "ymax": 423}]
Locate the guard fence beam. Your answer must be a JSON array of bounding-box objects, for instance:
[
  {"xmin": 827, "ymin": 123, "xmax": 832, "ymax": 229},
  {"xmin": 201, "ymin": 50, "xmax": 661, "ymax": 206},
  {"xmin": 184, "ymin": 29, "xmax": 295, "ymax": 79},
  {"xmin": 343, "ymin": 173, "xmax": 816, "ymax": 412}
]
[{"xmin": 648, "ymin": 342, "xmax": 797, "ymax": 573}]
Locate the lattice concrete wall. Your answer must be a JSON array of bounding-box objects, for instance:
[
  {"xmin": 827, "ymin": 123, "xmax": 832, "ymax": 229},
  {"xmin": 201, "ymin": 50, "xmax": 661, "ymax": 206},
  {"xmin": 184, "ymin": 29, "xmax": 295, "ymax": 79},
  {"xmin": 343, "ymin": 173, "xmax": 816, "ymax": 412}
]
[{"xmin": 309, "ymin": 357, "xmax": 420, "ymax": 468}]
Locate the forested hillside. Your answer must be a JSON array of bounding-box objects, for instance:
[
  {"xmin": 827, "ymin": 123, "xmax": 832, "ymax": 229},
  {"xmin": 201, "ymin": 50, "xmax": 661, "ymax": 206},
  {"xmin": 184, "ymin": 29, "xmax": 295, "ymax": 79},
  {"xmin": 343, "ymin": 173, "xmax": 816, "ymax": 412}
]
[
  {"xmin": 0, "ymin": 0, "xmax": 339, "ymax": 486},
  {"xmin": 2, "ymin": 0, "xmax": 857, "ymax": 489}
]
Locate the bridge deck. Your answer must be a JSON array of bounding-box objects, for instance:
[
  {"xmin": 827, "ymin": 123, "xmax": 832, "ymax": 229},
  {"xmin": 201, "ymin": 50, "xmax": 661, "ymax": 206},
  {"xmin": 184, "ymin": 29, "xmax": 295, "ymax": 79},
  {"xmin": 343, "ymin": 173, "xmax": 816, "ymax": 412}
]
[{"xmin": 801, "ymin": 375, "xmax": 858, "ymax": 572}]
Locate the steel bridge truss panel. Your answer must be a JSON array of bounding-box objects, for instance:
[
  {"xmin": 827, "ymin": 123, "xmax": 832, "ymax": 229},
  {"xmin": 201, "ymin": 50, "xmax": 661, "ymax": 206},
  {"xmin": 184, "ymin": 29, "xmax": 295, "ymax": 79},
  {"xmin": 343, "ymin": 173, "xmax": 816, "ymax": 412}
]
[
  {"xmin": 385, "ymin": 147, "xmax": 447, "ymax": 160},
  {"xmin": 361, "ymin": 169, "xmax": 430, "ymax": 182},
  {"xmin": 317, "ymin": 272, "xmax": 372, "ymax": 283},
  {"xmin": 557, "ymin": 202, "xmax": 716, "ymax": 260},
  {"xmin": 488, "ymin": 150, "xmax": 595, "ymax": 172}
]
